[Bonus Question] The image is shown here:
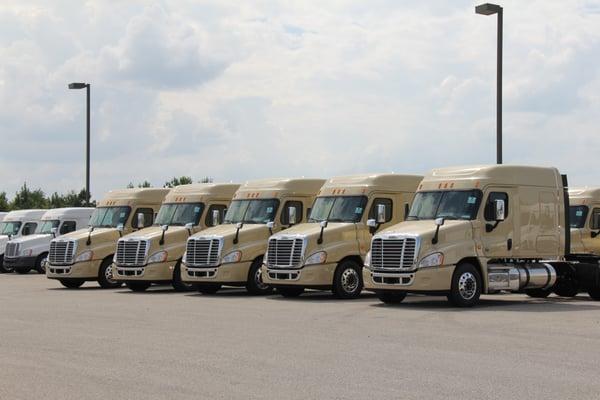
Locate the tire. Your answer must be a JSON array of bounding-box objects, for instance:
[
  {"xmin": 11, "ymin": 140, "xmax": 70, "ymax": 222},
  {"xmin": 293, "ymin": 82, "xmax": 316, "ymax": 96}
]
[
  {"xmin": 60, "ymin": 279, "xmax": 85, "ymax": 289},
  {"xmin": 172, "ymin": 261, "xmax": 194, "ymax": 292},
  {"xmin": 197, "ymin": 284, "xmax": 222, "ymax": 294},
  {"xmin": 588, "ymin": 288, "xmax": 600, "ymax": 301},
  {"xmin": 126, "ymin": 282, "xmax": 151, "ymax": 292},
  {"xmin": 0, "ymin": 255, "xmax": 13, "ymax": 273},
  {"xmin": 447, "ymin": 263, "xmax": 482, "ymax": 307},
  {"xmin": 98, "ymin": 258, "xmax": 122, "ymax": 289},
  {"xmin": 246, "ymin": 257, "xmax": 272, "ymax": 295},
  {"xmin": 553, "ymin": 282, "xmax": 579, "ymax": 297},
  {"xmin": 15, "ymin": 266, "xmax": 32, "ymax": 274},
  {"xmin": 35, "ymin": 253, "xmax": 48, "ymax": 274},
  {"xmin": 525, "ymin": 288, "xmax": 552, "ymax": 298},
  {"xmin": 332, "ymin": 259, "xmax": 363, "ymax": 299},
  {"xmin": 277, "ymin": 286, "xmax": 304, "ymax": 298},
  {"xmin": 377, "ymin": 291, "xmax": 407, "ymax": 304}
]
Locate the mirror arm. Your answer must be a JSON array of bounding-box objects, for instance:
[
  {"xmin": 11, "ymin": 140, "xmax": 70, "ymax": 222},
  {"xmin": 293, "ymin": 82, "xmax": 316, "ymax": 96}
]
[
  {"xmin": 317, "ymin": 226, "xmax": 325, "ymax": 244},
  {"xmin": 592, "ymin": 230, "xmax": 600, "ymax": 238},
  {"xmin": 432, "ymin": 225, "xmax": 441, "ymax": 245},
  {"xmin": 233, "ymin": 228, "xmax": 240, "ymax": 245},
  {"xmin": 86, "ymin": 234, "xmax": 92, "ymax": 245},
  {"xmin": 159, "ymin": 231, "xmax": 166, "ymax": 245},
  {"xmin": 486, "ymin": 221, "xmax": 501, "ymax": 233}
]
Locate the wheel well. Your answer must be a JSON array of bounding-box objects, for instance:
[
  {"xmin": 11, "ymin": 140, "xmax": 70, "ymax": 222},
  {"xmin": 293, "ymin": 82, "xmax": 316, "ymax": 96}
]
[
  {"xmin": 337, "ymin": 255, "xmax": 363, "ymax": 268},
  {"xmin": 457, "ymin": 257, "xmax": 486, "ymax": 290},
  {"xmin": 36, "ymin": 251, "xmax": 48, "ymax": 260},
  {"xmin": 102, "ymin": 254, "xmax": 114, "ymax": 265}
]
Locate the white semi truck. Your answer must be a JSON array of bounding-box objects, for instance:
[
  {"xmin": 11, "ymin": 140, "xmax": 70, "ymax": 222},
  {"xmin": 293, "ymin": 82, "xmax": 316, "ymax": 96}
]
[
  {"xmin": 0, "ymin": 209, "xmax": 46, "ymax": 273},
  {"xmin": 3, "ymin": 208, "xmax": 94, "ymax": 274}
]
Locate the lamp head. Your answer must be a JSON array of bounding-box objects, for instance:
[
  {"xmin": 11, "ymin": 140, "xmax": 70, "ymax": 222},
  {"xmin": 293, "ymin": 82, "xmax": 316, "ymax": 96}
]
[{"xmin": 475, "ymin": 3, "xmax": 502, "ymax": 15}]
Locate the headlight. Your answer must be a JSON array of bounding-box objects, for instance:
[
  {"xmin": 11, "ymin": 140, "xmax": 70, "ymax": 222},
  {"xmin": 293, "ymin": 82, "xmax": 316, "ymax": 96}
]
[
  {"xmin": 20, "ymin": 249, "xmax": 32, "ymax": 257},
  {"xmin": 304, "ymin": 251, "xmax": 327, "ymax": 266},
  {"xmin": 182, "ymin": 251, "xmax": 187, "ymax": 263},
  {"xmin": 364, "ymin": 251, "xmax": 371, "ymax": 268},
  {"xmin": 74, "ymin": 250, "xmax": 93, "ymax": 263},
  {"xmin": 222, "ymin": 250, "xmax": 242, "ymax": 264},
  {"xmin": 418, "ymin": 252, "xmax": 444, "ymax": 268},
  {"xmin": 147, "ymin": 250, "xmax": 168, "ymax": 264}
]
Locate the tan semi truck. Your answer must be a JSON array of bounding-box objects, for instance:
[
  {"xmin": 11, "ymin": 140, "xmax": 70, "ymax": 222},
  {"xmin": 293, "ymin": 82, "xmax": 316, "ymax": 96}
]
[
  {"xmin": 113, "ymin": 183, "xmax": 240, "ymax": 292},
  {"xmin": 182, "ymin": 178, "xmax": 325, "ymax": 295},
  {"xmin": 47, "ymin": 188, "xmax": 168, "ymax": 289},
  {"xmin": 262, "ymin": 174, "xmax": 423, "ymax": 298},
  {"xmin": 363, "ymin": 165, "xmax": 600, "ymax": 307}
]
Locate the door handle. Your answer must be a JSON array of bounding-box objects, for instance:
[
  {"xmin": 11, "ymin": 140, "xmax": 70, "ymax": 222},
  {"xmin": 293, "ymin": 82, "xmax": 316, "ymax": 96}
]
[{"xmin": 507, "ymin": 239, "xmax": 512, "ymax": 251}]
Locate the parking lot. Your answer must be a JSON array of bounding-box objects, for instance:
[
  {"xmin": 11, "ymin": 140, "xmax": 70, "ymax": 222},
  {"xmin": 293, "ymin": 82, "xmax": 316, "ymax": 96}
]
[{"xmin": 1, "ymin": 273, "xmax": 600, "ymax": 400}]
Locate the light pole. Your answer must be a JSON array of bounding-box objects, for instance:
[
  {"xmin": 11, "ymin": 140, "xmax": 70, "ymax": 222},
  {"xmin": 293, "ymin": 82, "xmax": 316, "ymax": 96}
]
[
  {"xmin": 475, "ymin": 3, "xmax": 503, "ymax": 164},
  {"xmin": 68, "ymin": 82, "xmax": 91, "ymax": 205}
]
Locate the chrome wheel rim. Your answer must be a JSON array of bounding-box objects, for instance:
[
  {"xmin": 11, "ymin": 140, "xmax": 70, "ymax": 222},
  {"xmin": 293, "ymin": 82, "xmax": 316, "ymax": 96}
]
[
  {"xmin": 105, "ymin": 265, "xmax": 116, "ymax": 284},
  {"xmin": 341, "ymin": 268, "xmax": 359, "ymax": 293},
  {"xmin": 40, "ymin": 258, "xmax": 48, "ymax": 273},
  {"xmin": 458, "ymin": 272, "xmax": 477, "ymax": 300},
  {"xmin": 255, "ymin": 268, "xmax": 268, "ymax": 290}
]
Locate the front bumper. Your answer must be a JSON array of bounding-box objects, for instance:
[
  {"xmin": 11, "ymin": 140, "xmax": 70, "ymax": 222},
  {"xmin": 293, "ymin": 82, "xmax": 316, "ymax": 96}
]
[
  {"xmin": 262, "ymin": 263, "xmax": 337, "ymax": 287},
  {"xmin": 4, "ymin": 255, "xmax": 38, "ymax": 270},
  {"xmin": 363, "ymin": 265, "xmax": 455, "ymax": 292},
  {"xmin": 46, "ymin": 260, "xmax": 100, "ymax": 280},
  {"xmin": 182, "ymin": 261, "xmax": 252, "ymax": 284},
  {"xmin": 113, "ymin": 260, "xmax": 175, "ymax": 283}
]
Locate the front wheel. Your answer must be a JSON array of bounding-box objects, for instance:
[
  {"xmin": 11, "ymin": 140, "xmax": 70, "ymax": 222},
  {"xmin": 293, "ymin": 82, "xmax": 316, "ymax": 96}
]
[
  {"xmin": 447, "ymin": 263, "xmax": 481, "ymax": 307},
  {"xmin": 246, "ymin": 257, "xmax": 272, "ymax": 295},
  {"xmin": 197, "ymin": 284, "xmax": 221, "ymax": 294},
  {"xmin": 277, "ymin": 286, "xmax": 304, "ymax": 298},
  {"xmin": 525, "ymin": 288, "xmax": 552, "ymax": 298},
  {"xmin": 126, "ymin": 282, "xmax": 151, "ymax": 292},
  {"xmin": 332, "ymin": 260, "xmax": 363, "ymax": 299},
  {"xmin": 35, "ymin": 253, "xmax": 48, "ymax": 274},
  {"xmin": 172, "ymin": 262, "xmax": 194, "ymax": 292},
  {"xmin": 60, "ymin": 279, "xmax": 85, "ymax": 289},
  {"xmin": 0, "ymin": 255, "xmax": 13, "ymax": 273},
  {"xmin": 377, "ymin": 291, "xmax": 407, "ymax": 304},
  {"xmin": 98, "ymin": 259, "xmax": 122, "ymax": 289}
]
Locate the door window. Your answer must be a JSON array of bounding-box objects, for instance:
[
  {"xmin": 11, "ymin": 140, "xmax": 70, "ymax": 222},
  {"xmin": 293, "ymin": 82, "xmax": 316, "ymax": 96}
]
[
  {"xmin": 60, "ymin": 221, "xmax": 77, "ymax": 234},
  {"xmin": 22, "ymin": 222, "xmax": 37, "ymax": 235},
  {"xmin": 590, "ymin": 208, "xmax": 600, "ymax": 230}
]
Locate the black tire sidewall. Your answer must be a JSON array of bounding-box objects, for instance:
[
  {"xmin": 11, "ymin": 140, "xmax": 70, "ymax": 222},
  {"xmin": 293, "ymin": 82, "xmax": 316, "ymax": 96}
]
[
  {"xmin": 60, "ymin": 279, "xmax": 84, "ymax": 288},
  {"xmin": 172, "ymin": 261, "xmax": 193, "ymax": 292},
  {"xmin": 35, "ymin": 252, "xmax": 48, "ymax": 274},
  {"xmin": 448, "ymin": 263, "xmax": 482, "ymax": 307},
  {"xmin": 98, "ymin": 258, "xmax": 121, "ymax": 289},
  {"xmin": 246, "ymin": 257, "xmax": 271, "ymax": 295},
  {"xmin": 333, "ymin": 259, "xmax": 363, "ymax": 299},
  {"xmin": 126, "ymin": 282, "xmax": 151, "ymax": 292}
]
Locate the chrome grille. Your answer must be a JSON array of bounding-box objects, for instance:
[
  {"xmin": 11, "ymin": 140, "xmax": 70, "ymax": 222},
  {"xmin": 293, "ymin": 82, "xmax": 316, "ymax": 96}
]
[
  {"xmin": 115, "ymin": 239, "xmax": 148, "ymax": 266},
  {"xmin": 5, "ymin": 242, "xmax": 19, "ymax": 258},
  {"xmin": 49, "ymin": 240, "xmax": 76, "ymax": 265},
  {"xmin": 185, "ymin": 237, "xmax": 221, "ymax": 267},
  {"xmin": 371, "ymin": 237, "xmax": 418, "ymax": 270},
  {"xmin": 266, "ymin": 238, "xmax": 304, "ymax": 268}
]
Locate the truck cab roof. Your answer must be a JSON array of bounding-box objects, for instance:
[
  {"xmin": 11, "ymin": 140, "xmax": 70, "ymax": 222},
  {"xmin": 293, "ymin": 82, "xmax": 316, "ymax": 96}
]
[
  {"xmin": 318, "ymin": 173, "xmax": 423, "ymax": 196},
  {"xmin": 97, "ymin": 188, "xmax": 170, "ymax": 206},
  {"xmin": 2, "ymin": 209, "xmax": 47, "ymax": 222},
  {"xmin": 569, "ymin": 187, "xmax": 600, "ymax": 204},
  {"xmin": 233, "ymin": 178, "xmax": 325, "ymax": 199},
  {"xmin": 164, "ymin": 183, "xmax": 240, "ymax": 203},
  {"xmin": 40, "ymin": 207, "xmax": 95, "ymax": 221}
]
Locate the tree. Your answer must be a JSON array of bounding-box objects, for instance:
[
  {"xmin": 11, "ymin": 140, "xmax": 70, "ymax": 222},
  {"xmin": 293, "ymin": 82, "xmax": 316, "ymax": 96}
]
[
  {"xmin": 0, "ymin": 192, "xmax": 9, "ymax": 211},
  {"xmin": 127, "ymin": 181, "xmax": 152, "ymax": 188},
  {"xmin": 164, "ymin": 176, "xmax": 193, "ymax": 188},
  {"xmin": 199, "ymin": 176, "xmax": 213, "ymax": 183},
  {"xmin": 11, "ymin": 183, "xmax": 47, "ymax": 210},
  {"xmin": 49, "ymin": 189, "xmax": 91, "ymax": 208}
]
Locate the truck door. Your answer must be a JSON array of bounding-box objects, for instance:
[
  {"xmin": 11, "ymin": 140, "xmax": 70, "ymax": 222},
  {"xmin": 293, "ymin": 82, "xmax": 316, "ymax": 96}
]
[
  {"xmin": 582, "ymin": 207, "xmax": 600, "ymax": 255},
  {"xmin": 357, "ymin": 197, "xmax": 395, "ymax": 258},
  {"xmin": 481, "ymin": 189, "xmax": 515, "ymax": 258}
]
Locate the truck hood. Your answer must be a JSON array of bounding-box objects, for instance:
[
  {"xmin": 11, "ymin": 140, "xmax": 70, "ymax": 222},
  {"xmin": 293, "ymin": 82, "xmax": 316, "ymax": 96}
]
[
  {"xmin": 272, "ymin": 222, "xmax": 353, "ymax": 243},
  {"xmin": 58, "ymin": 227, "xmax": 119, "ymax": 248},
  {"xmin": 7, "ymin": 234, "xmax": 52, "ymax": 247},
  {"xmin": 195, "ymin": 223, "xmax": 269, "ymax": 242},
  {"xmin": 122, "ymin": 225, "xmax": 187, "ymax": 241}
]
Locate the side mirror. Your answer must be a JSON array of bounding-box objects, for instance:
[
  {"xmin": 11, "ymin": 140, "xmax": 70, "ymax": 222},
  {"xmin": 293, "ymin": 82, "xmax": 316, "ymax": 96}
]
[
  {"xmin": 435, "ymin": 217, "xmax": 445, "ymax": 226},
  {"xmin": 159, "ymin": 224, "xmax": 169, "ymax": 245},
  {"xmin": 233, "ymin": 222, "xmax": 243, "ymax": 244},
  {"xmin": 212, "ymin": 209, "xmax": 221, "ymax": 226},
  {"xmin": 320, "ymin": 220, "xmax": 328, "ymax": 229},
  {"xmin": 137, "ymin": 213, "xmax": 145, "ymax": 229},
  {"xmin": 116, "ymin": 223, "xmax": 124, "ymax": 238},
  {"xmin": 88, "ymin": 226, "xmax": 94, "ymax": 233},
  {"xmin": 376, "ymin": 204, "xmax": 386, "ymax": 224},
  {"xmin": 236, "ymin": 222, "xmax": 243, "ymax": 230},
  {"xmin": 366, "ymin": 219, "xmax": 377, "ymax": 228},
  {"xmin": 432, "ymin": 217, "xmax": 444, "ymax": 245},
  {"xmin": 185, "ymin": 222, "xmax": 193, "ymax": 231},
  {"xmin": 51, "ymin": 227, "xmax": 58, "ymax": 237},
  {"xmin": 494, "ymin": 199, "xmax": 505, "ymax": 221},
  {"xmin": 317, "ymin": 220, "xmax": 328, "ymax": 244},
  {"xmin": 266, "ymin": 221, "xmax": 275, "ymax": 229},
  {"xmin": 161, "ymin": 224, "xmax": 169, "ymax": 232},
  {"xmin": 288, "ymin": 207, "xmax": 297, "ymax": 225}
]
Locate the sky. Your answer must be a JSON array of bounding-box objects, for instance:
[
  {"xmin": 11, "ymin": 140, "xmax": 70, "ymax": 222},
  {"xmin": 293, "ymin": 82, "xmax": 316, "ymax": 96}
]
[{"xmin": 1, "ymin": 0, "xmax": 599, "ymax": 200}]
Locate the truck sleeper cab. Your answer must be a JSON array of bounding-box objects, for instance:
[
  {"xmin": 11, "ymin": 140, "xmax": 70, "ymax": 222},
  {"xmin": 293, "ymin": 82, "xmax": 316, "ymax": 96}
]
[
  {"xmin": 262, "ymin": 174, "xmax": 423, "ymax": 299},
  {"xmin": 3, "ymin": 208, "xmax": 94, "ymax": 274},
  {"xmin": 363, "ymin": 165, "xmax": 600, "ymax": 307},
  {"xmin": 569, "ymin": 187, "xmax": 600, "ymax": 257},
  {"xmin": 113, "ymin": 183, "xmax": 240, "ymax": 292},
  {"xmin": 46, "ymin": 188, "xmax": 169, "ymax": 289},
  {"xmin": 182, "ymin": 178, "xmax": 325, "ymax": 295},
  {"xmin": 0, "ymin": 209, "xmax": 46, "ymax": 273}
]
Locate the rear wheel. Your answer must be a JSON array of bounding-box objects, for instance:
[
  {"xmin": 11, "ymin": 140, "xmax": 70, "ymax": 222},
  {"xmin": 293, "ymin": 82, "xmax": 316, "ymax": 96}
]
[
  {"xmin": 126, "ymin": 282, "xmax": 151, "ymax": 292},
  {"xmin": 277, "ymin": 286, "xmax": 304, "ymax": 298},
  {"xmin": 553, "ymin": 282, "xmax": 579, "ymax": 297},
  {"xmin": 197, "ymin": 284, "xmax": 221, "ymax": 294},
  {"xmin": 98, "ymin": 258, "xmax": 122, "ymax": 289},
  {"xmin": 525, "ymin": 288, "xmax": 552, "ymax": 298},
  {"xmin": 35, "ymin": 253, "xmax": 48, "ymax": 274},
  {"xmin": 588, "ymin": 288, "xmax": 600, "ymax": 301},
  {"xmin": 332, "ymin": 259, "xmax": 363, "ymax": 299},
  {"xmin": 246, "ymin": 257, "xmax": 272, "ymax": 295},
  {"xmin": 60, "ymin": 279, "xmax": 85, "ymax": 289},
  {"xmin": 377, "ymin": 291, "xmax": 407, "ymax": 304},
  {"xmin": 172, "ymin": 261, "xmax": 194, "ymax": 292},
  {"xmin": 447, "ymin": 263, "xmax": 481, "ymax": 307}
]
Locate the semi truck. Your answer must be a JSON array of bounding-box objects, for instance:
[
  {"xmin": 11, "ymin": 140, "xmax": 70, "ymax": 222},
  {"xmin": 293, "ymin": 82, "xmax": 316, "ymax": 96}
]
[
  {"xmin": 113, "ymin": 183, "xmax": 240, "ymax": 292},
  {"xmin": 263, "ymin": 174, "xmax": 423, "ymax": 298},
  {"xmin": 0, "ymin": 209, "xmax": 46, "ymax": 273},
  {"xmin": 3, "ymin": 208, "xmax": 94, "ymax": 274},
  {"xmin": 182, "ymin": 178, "xmax": 325, "ymax": 295},
  {"xmin": 569, "ymin": 187, "xmax": 600, "ymax": 256},
  {"xmin": 46, "ymin": 188, "xmax": 169, "ymax": 289},
  {"xmin": 363, "ymin": 165, "xmax": 600, "ymax": 307}
]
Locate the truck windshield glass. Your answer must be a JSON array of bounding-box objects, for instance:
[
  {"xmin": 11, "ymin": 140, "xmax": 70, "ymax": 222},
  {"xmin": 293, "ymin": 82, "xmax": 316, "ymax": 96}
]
[
  {"xmin": 155, "ymin": 203, "xmax": 204, "ymax": 226},
  {"xmin": 89, "ymin": 207, "xmax": 131, "ymax": 228},
  {"xmin": 224, "ymin": 199, "xmax": 279, "ymax": 224},
  {"xmin": 408, "ymin": 190, "xmax": 482, "ymax": 221},
  {"xmin": 308, "ymin": 196, "xmax": 368, "ymax": 223},
  {"xmin": 39, "ymin": 220, "xmax": 60, "ymax": 234},
  {"xmin": 0, "ymin": 221, "xmax": 21, "ymax": 236},
  {"xmin": 570, "ymin": 205, "xmax": 589, "ymax": 228}
]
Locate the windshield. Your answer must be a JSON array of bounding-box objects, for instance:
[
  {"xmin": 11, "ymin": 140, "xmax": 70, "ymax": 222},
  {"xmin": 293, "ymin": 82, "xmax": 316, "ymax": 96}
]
[
  {"xmin": 39, "ymin": 220, "xmax": 60, "ymax": 234},
  {"xmin": 570, "ymin": 205, "xmax": 589, "ymax": 229},
  {"xmin": 224, "ymin": 199, "xmax": 279, "ymax": 224},
  {"xmin": 308, "ymin": 196, "xmax": 368, "ymax": 223},
  {"xmin": 0, "ymin": 221, "xmax": 21, "ymax": 236},
  {"xmin": 88, "ymin": 207, "xmax": 131, "ymax": 228},
  {"xmin": 155, "ymin": 203, "xmax": 204, "ymax": 226},
  {"xmin": 408, "ymin": 190, "xmax": 482, "ymax": 221}
]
